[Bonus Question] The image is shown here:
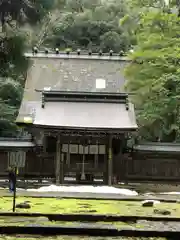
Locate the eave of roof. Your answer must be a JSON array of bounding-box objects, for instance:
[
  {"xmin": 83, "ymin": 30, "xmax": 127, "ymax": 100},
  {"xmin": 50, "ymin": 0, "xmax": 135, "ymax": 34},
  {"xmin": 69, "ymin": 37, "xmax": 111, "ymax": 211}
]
[
  {"xmin": 0, "ymin": 140, "xmax": 35, "ymax": 149},
  {"xmin": 33, "ymin": 125, "xmax": 137, "ymax": 132},
  {"xmin": 33, "ymin": 100, "xmax": 137, "ymax": 130},
  {"xmin": 133, "ymin": 143, "xmax": 180, "ymax": 153}
]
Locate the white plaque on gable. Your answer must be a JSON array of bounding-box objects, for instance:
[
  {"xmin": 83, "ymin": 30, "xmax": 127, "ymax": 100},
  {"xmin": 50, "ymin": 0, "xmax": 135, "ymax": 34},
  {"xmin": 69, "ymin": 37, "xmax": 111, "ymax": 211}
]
[{"xmin": 96, "ymin": 79, "xmax": 106, "ymax": 89}]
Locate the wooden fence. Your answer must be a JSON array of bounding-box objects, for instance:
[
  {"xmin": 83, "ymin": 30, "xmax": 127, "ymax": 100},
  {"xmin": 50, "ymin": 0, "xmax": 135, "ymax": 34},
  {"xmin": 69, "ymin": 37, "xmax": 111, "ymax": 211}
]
[
  {"xmin": 124, "ymin": 152, "xmax": 180, "ymax": 182},
  {"xmin": 1, "ymin": 146, "xmax": 180, "ymax": 182}
]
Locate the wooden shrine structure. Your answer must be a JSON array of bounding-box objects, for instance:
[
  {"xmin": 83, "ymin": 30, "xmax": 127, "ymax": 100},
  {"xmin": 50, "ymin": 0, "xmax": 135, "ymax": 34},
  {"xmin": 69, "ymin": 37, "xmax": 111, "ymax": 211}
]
[{"xmin": 15, "ymin": 50, "xmax": 137, "ymax": 184}]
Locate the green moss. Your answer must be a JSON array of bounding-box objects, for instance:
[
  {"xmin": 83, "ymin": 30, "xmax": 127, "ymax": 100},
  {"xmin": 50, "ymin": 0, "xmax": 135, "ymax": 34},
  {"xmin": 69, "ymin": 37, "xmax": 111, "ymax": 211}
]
[
  {"xmin": 0, "ymin": 197, "xmax": 179, "ymax": 217},
  {"xmin": 0, "ymin": 196, "xmax": 177, "ymax": 240}
]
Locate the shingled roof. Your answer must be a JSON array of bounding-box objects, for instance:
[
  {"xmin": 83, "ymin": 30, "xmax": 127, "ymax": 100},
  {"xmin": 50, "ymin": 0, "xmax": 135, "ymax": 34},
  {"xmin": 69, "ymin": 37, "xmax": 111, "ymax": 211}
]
[{"xmin": 17, "ymin": 51, "xmax": 137, "ymax": 130}]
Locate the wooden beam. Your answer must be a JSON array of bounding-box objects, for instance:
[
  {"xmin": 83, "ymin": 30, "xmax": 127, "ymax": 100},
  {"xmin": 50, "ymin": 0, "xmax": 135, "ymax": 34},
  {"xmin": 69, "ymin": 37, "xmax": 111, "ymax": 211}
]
[
  {"xmin": 34, "ymin": 126, "xmax": 130, "ymax": 136},
  {"xmin": 108, "ymin": 136, "xmax": 113, "ymax": 186},
  {"xmin": 55, "ymin": 136, "xmax": 61, "ymax": 185}
]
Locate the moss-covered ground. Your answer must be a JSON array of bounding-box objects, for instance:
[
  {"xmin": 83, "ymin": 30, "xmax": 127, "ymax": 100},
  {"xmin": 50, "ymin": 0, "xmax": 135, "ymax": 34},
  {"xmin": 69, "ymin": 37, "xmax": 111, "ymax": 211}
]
[
  {"xmin": 0, "ymin": 197, "xmax": 179, "ymax": 216},
  {"xmin": 0, "ymin": 196, "xmax": 177, "ymax": 239},
  {"xmin": 0, "ymin": 196, "xmax": 177, "ymax": 232}
]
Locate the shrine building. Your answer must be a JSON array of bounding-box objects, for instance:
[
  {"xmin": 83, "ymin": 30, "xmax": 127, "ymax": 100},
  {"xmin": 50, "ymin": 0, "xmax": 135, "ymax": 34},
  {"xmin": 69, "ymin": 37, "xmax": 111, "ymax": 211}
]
[{"xmin": 16, "ymin": 50, "xmax": 138, "ymax": 185}]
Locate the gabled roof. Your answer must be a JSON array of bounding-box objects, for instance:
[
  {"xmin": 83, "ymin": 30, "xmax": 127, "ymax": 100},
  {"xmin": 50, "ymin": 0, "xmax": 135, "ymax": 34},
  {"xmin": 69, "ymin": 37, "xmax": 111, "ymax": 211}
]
[
  {"xmin": 16, "ymin": 51, "xmax": 137, "ymax": 131},
  {"xmin": 0, "ymin": 139, "xmax": 35, "ymax": 149}
]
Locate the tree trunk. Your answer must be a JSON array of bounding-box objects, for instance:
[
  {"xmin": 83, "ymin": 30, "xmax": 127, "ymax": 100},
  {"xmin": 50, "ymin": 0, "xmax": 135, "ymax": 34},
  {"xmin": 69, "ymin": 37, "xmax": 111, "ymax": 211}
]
[
  {"xmin": 1, "ymin": 13, "xmax": 5, "ymax": 32},
  {"xmin": 175, "ymin": 0, "xmax": 180, "ymax": 16}
]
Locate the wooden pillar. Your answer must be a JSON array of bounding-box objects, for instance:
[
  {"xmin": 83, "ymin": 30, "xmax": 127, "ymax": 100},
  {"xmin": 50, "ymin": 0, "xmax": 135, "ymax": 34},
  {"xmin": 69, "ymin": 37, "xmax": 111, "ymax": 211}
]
[
  {"xmin": 60, "ymin": 151, "xmax": 64, "ymax": 184},
  {"xmin": 103, "ymin": 148, "xmax": 107, "ymax": 184},
  {"xmin": 104, "ymin": 141, "xmax": 109, "ymax": 185},
  {"xmin": 55, "ymin": 135, "xmax": 61, "ymax": 185},
  {"xmin": 94, "ymin": 140, "xmax": 99, "ymax": 168},
  {"xmin": 43, "ymin": 132, "xmax": 46, "ymax": 153},
  {"xmin": 108, "ymin": 135, "xmax": 113, "ymax": 186},
  {"xmin": 41, "ymin": 132, "xmax": 46, "ymax": 175},
  {"xmin": 67, "ymin": 141, "xmax": 70, "ymax": 167}
]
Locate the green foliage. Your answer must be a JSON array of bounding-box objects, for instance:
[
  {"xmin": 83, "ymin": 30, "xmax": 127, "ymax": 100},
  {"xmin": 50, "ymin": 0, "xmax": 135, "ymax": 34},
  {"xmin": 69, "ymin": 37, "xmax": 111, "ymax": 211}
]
[
  {"xmin": 0, "ymin": 0, "xmax": 56, "ymax": 28},
  {"xmin": 100, "ymin": 31, "xmax": 128, "ymax": 52},
  {"xmin": 0, "ymin": 78, "xmax": 23, "ymax": 107},
  {"xmin": 39, "ymin": 0, "xmax": 132, "ymax": 51},
  {"xmin": 65, "ymin": 0, "xmax": 102, "ymax": 12},
  {"xmin": 32, "ymin": 0, "xmax": 59, "ymax": 22},
  {"xmin": 0, "ymin": 78, "xmax": 23, "ymax": 137},
  {"xmin": 0, "ymin": 33, "xmax": 29, "ymax": 78},
  {"xmin": 0, "ymin": 31, "xmax": 29, "ymax": 136},
  {"xmin": 125, "ymin": 11, "xmax": 180, "ymax": 142},
  {"xmin": 128, "ymin": 0, "xmax": 180, "ymax": 10},
  {"xmin": 0, "ymin": 0, "xmax": 54, "ymax": 137}
]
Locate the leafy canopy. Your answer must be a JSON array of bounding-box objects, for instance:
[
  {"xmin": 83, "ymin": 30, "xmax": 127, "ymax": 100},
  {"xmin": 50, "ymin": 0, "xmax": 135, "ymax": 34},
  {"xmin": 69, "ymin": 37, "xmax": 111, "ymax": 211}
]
[
  {"xmin": 0, "ymin": 0, "xmax": 56, "ymax": 137},
  {"xmin": 125, "ymin": 11, "xmax": 180, "ymax": 142},
  {"xmin": 36, "ymin": 0, "xmax": 132, "ymax": 52},
  {"xmin": 0, "ymin": 0, "xmax": 57, "ymax": 27}
]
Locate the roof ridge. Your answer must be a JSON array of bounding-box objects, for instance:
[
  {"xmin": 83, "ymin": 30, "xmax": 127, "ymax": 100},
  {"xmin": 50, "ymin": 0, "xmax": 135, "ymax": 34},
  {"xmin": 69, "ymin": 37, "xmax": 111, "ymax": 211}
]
[{"xmin": 24, "ymin": 52, "xmax": 130, "ymax": 61}]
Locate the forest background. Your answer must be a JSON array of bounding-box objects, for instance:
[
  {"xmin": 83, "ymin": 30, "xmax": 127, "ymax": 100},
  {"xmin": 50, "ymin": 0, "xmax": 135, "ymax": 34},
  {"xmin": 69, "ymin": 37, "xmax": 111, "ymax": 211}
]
[{"xmin": 0, "ymin": 0, "xmax": 180, "ymax": 142}]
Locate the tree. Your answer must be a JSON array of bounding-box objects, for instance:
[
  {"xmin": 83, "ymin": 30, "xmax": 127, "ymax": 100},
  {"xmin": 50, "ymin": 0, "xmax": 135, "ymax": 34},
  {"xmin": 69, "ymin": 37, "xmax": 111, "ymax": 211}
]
[
  {"xmin": 0, "ymin": 0, "xmax": 56, "ymax": 30},
  {"xmin": 42, "ymin": 0, "xmax": 131, "ymax": 51},
  {"xmin": 0, "ymin": 78, "xmax": 23, "ymax": 137},
  {"xmin": 100, "ymin": 31, "xmax": 128, "ymax": 52},
  {"xmin": 0, "ymin": 0, "xmax": 55, "ymax": 137},
  {"xmin": 65, "ymin": 0, "xmax": 101, "ymax": 12},
  {"xmin": 0, "ymin": 33, "xmax": 29, "ymax": 78},
  {"xmin": 125, "ymin": 11, "xmax": 180, "ymax": 142},
  {"xmin": 0, "ymin": 78, "xmax": 23, "ymax": 107}
]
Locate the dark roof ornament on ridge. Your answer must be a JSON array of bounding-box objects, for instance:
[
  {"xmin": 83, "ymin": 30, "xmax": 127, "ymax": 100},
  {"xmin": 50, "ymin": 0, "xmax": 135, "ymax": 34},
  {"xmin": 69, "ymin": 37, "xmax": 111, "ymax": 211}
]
[
  {"xmin": 66, "ymin": 49, "xmax": 70, "ymax": 55},
  {"xmin": 77, "ymin": 49, "xmax": 81, "ymax": 55},
  {"xmin": 55, "ymin": 48, "xmax": 59, "ymax": 54},
  {"xmin": 109, "ymin": 50, "xmax": 113, "ymax": 56},
  {"xmin": 99, "ymin": 50, "xmax": 103, "ymax": 56},
  {"xmin": 28, "ymin": 47, "xmax": 129, "ymax": 61},
  {"xmin": 32, "ymin": 46, "xmax": 38, "ymax": 54},
  {"xmin": 119, "ymin": 50, "xmax": 124, "ymax": 56},
  {"xmin": 88, "ymin": 49, "xmax": 92, "ymax": 55},
  {"xmin": 45, "ymin": 48, "xmax": 49, "ymax": 54}
]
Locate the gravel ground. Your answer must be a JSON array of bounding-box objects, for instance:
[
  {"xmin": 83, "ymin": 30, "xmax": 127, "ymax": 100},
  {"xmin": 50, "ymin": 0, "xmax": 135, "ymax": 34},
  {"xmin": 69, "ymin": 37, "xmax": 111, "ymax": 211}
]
[
  {"xmin": 136, "ymin": 220, "xmax": 180, "ymax": 231},
  {"xmin": 33, "ymin": 221, "xmax": 180, "ymax": 232},
  {"xmin": 89, "ymin": 221, "xmax": 180, "ymax": 231},
  {"xmin": 69, "ymin": 221, "xmax": 180, "ymax": 232}
]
